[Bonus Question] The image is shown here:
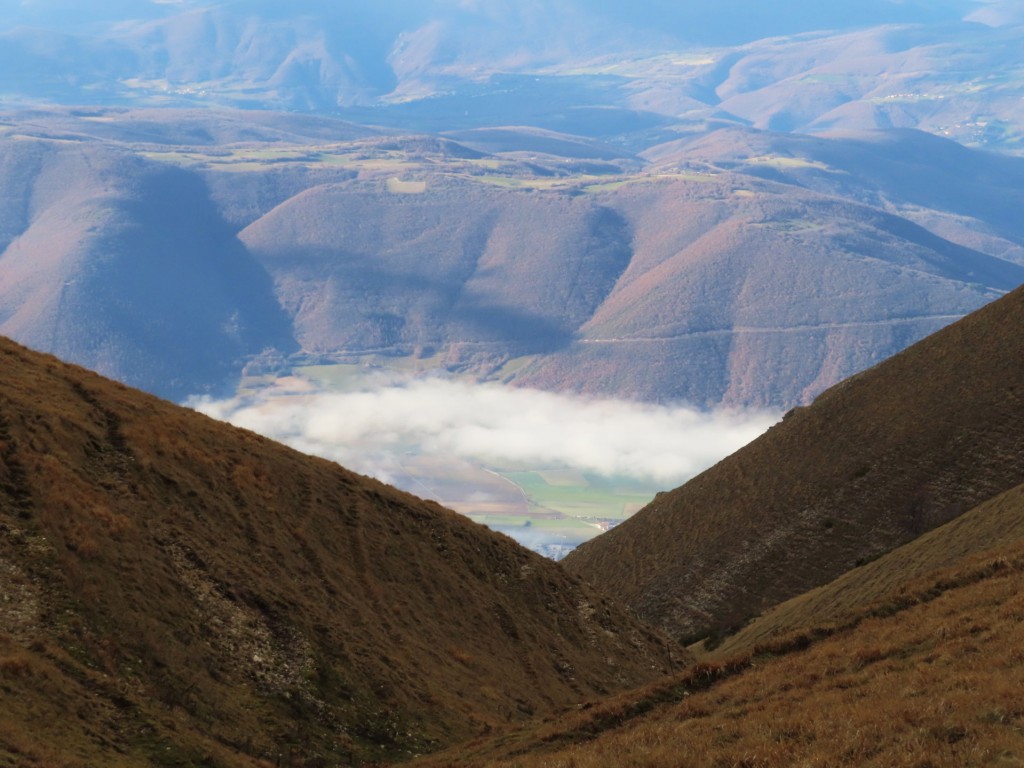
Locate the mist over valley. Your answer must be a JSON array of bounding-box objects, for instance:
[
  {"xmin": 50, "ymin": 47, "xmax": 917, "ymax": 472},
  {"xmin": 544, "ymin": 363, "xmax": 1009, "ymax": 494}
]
[{"xmin": 191, "ymin": 367, "xmax": 777, "ymax": 556}]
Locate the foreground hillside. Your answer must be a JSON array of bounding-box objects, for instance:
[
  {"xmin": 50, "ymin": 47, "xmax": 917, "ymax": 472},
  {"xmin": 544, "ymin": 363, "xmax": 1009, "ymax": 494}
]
[
  {"xmin": 414, "ymin": 501, "xmax": 1024, "ymax": 766},
  {"xmin": 0, "ymin": 337, "xmax": 678, "ymax": 766},
  {"xmin": 565, "ymin": 283, "xmax": 1024, "ymax": 641},
  {"xmin": 714, "ymin": 479, "xmax": 1024, "ymax": 658}
]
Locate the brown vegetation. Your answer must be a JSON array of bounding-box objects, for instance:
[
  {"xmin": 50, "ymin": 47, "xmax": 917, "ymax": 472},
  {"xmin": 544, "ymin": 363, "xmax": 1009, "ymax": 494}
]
[
  {"xmin": 413, "ymin": 527, "xmax": 1024, "ymax": 767},
  {"xmin": 565, "ymin": 283, "xmax": 1024, "ymax": 641},
  {"xmin": 0, "ymin": 337, "xmax": 679, "ymax": 766},
  {"xmin": 713, "ymin": 479, "xmax": 1024, "ymax": 658}
]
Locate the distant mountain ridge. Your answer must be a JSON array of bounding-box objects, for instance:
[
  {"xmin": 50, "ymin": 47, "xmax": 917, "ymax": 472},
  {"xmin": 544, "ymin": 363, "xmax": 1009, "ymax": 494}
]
[
  {"xmin": 1, "ymin": 109, "xmax": 1022, "ymax": 407},
  {"xmin": 2, "ymin": 2, "xmax": 1022, "ymax": 153}
]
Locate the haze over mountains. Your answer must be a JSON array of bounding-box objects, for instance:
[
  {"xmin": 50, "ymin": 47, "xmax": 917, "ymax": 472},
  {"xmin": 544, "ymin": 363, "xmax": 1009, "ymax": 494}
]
[
  {"xmin": 0, "ymin": 1, "xmax": 1022, "ymax": 408},
  {"xmin": 2, "ymin": 1, "xmax": 1021, "ymax": 149},
  {"xmin": 2, "ymin": 108, "xmax": 1022, "ymax": 406}
]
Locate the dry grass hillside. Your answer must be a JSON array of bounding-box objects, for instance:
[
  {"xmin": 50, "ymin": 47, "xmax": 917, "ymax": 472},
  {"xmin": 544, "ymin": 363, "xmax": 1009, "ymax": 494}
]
[
  {"xmin": 0, "ymin": 337, "xmax": 680, "ymax": 767},
  {"xmin": 712, "ymin": 479, "xmax": 1024, "ymax": 658},
  {"xmin": 564, "ymin": 283, "xmax": 1024, "ymax": 642},
  {"xmin": 412, "ymin": 505, "xmax": 1024, "ymax": 767}
]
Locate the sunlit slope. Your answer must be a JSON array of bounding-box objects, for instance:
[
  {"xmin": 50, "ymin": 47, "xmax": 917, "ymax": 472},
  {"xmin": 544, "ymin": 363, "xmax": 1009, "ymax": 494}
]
[
  {"xmin": 564, "ymin": 284, "xmax": 1024, "ymax": 642},
  {"xmin": 0, "ymin": 336, "xmax": 679, "ymax": 766},
  {"xmin": 414, "ymin": 530, "xmax": 1024, "ymax": 767}
]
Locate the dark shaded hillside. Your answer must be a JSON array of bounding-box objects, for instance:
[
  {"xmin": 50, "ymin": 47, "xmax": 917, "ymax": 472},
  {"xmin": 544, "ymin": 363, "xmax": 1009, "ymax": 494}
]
[
  {"xmin": 239, "ymin": 177, "xmax": 634, "ymax": 362},
  {"xmin": 0, "ymin": 137, "xmax": 296, "ymax": 400},
  {"xmin": 713, "ymin": 478, "xmax": 1024, "ymax": 658},
  {"xmin": 0, "ymin": 337, "xmax": 678, "ymax": 766},
  {"xmin": 564, "ymin": 284, "xmax": 1024, "ymax": 641}
]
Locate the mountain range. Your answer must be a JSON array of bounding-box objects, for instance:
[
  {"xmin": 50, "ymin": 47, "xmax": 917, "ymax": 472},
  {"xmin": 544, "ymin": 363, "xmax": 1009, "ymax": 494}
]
[
  {"xmin": 2, "ymin": 2, "xmax": 1023, "ymax": 408},
  {"xmin": 2, "ymin": 108, "xmax": 1022, "ymax": 407},
  {"xmin": 2, "ymin": 1, "xmax": 1022, "ymax": 152}
]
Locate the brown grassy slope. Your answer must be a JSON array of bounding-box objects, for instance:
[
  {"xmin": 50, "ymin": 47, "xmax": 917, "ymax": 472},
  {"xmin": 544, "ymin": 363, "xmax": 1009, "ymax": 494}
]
[
  {"xmin": 412, "ymin": 529, "xmax": 1024, "ymax": 767},
  {"xmin": 712, "ymin": 479, "xmax": 1024, "ymax": 658},
  {"xmin": 0, "ymin": 337, "xmax": 680, "ymax": 767},
  {"xmin": 564, "ymin": 283, "xmax": 1024, "ymax": 641}
]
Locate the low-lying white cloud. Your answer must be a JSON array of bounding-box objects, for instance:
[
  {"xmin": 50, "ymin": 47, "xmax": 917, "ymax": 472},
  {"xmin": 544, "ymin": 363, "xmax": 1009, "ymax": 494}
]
[{"xmin": 190, "ymin": 375, "xmax": 778, "ymax": 487}]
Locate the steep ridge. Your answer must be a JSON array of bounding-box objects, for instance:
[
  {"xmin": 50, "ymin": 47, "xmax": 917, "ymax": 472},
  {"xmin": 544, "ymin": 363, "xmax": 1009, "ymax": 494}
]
[
  {"xmin": 564, "ymin": 284, "xmax": 1024, "ymax": 642},
  {"xmin": 712, "ymin": 478, "xmax": 1024, "ymax": 657},
  {"xmin": 0, "ymin": 137, "xmax": 296, "ymax": 401},
  {"xmin": 414, "ymin": 524, "xmax": 1024, "ymax": 767},
  {"xmin": 0, "ymin": 337, "xmax": 679, "ymax": 766}
]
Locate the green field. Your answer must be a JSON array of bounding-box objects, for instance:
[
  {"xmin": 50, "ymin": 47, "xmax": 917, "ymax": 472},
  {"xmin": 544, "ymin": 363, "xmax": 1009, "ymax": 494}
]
[{"xmin": 498, "ymin": 469, "xmax": 656, "ymax": 520}]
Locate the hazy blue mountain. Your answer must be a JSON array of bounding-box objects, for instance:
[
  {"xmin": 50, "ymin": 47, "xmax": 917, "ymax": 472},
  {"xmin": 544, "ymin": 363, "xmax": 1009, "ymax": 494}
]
[
  {"xmin": 2, "ymin": 109, "xmax": 1018, "ymax": 407},
  {"xmin": 0, "ymin": 1, "xmax": 1006, "ymax": 147},
  {"xmin": 0, "ymin": 136, "xmax": 296, "ymax": 400}
]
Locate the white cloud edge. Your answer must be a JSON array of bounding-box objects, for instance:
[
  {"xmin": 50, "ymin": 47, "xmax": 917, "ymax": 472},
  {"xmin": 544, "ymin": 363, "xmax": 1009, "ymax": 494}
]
[{"xmin": 189, "ymin": 374, "xmax": 779, "ymax": 488}]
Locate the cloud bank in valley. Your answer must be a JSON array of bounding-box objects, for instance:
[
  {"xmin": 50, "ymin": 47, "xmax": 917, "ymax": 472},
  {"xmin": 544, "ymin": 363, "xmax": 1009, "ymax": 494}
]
[{"xmin": 190, "ymin": 375, "xmax": 778, "ymax": 487}]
